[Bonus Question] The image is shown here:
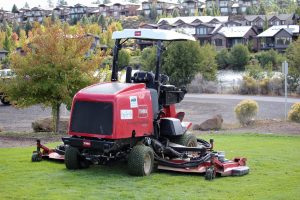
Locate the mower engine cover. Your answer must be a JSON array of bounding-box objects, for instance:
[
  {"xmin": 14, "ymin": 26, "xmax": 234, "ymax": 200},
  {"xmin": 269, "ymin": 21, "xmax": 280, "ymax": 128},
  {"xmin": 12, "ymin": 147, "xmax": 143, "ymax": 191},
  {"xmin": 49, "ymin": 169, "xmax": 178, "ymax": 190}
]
[{"xmin": 68, "ymin": 82, "xmax": 155, "ymax": 139}]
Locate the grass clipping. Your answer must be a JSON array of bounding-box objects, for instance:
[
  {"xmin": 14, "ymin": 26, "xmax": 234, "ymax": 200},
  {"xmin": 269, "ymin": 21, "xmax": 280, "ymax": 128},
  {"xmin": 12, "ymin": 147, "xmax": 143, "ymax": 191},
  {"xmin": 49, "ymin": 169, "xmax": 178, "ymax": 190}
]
[{"xmin": 234, "ymin": 99, "xmax": 259, "ymax": 126}]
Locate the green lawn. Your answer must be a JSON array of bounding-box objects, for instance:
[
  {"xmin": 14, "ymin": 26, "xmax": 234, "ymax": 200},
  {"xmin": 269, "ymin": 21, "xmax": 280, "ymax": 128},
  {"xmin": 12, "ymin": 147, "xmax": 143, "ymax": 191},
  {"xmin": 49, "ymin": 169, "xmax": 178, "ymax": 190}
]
[{"xmin": 0, "ymin": 134, "xmax": 300, "ymax": 200}]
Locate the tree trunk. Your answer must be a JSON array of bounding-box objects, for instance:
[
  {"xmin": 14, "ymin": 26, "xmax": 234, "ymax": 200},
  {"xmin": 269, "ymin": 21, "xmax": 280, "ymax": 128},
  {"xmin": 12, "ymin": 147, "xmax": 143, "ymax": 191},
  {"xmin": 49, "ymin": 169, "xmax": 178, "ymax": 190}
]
[{"xmin": 52, "ymin": 103, "xmax": 61, "ymax": 133}]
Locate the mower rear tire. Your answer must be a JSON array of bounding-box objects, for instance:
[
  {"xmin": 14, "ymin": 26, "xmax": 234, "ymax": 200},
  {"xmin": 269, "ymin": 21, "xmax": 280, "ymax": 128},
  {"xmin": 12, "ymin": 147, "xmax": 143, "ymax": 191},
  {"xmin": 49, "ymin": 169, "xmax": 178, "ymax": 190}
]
[
  {"xmin": 172, "ymin": 132, "xmax": 197, "ymax": 147},
  {"xmin": 65, "ymin": 146, "xmax": 89, "ymax": 170},
  {"xmin": 128, "ymin": 145, "xmax": 154, "ymax": 176}
]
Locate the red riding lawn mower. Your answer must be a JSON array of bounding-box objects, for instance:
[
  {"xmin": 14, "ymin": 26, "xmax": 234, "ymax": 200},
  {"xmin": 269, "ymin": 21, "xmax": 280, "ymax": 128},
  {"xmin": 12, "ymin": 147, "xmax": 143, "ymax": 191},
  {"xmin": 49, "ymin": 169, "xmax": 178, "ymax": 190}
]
[{"xmin": 32, "ymin": 29, "xmax": 249, "ymax": 180}]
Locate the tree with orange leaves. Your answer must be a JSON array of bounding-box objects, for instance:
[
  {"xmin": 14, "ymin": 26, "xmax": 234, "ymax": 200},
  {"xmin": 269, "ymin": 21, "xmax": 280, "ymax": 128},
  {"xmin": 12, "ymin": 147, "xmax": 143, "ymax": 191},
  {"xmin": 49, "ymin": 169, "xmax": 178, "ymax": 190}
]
[{"xmin": 4, "ymin": 22, "xmax": 104, "ymax": 132}]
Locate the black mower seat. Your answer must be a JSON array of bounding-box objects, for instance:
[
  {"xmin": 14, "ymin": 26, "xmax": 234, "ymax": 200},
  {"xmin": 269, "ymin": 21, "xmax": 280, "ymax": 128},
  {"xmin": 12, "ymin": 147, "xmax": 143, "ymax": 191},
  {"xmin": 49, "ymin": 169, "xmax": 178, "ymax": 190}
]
[{"xmin": 132, "ymin": 71, "xmax": 155, "ymax": 89}]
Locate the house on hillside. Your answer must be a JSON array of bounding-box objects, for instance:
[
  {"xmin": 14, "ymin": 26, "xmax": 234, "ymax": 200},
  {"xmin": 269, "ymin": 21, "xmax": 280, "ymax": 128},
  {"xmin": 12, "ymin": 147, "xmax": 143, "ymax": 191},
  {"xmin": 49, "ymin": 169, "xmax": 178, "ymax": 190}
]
[
  {"xmin": 141, "ymin": 0, "xmax": 179, "ymax": 16},
  {"xmin": 194, "ymin": 23, "xmax": 223, "ymax": 45},
  {"xmin": 0, "ymin": 9, "xmax": 15, "ymax": 23},
  {"xmin": 206, "ymin": 0, "xmax": 259, "ymax": 15},
  {"xmin": 211, "ymin": 26, "xmax": 258, "ymax": 50},
  {"xmin": 0, "ymin": 49, "xmax": 9, "ymax": 62},
  {"xmin": 257, "ymin": 25, "xmax": 299, "ymax": 52},
  {"xmin": 99, "ymin": 2, "xmax": 140, "ymax": 19},
  {"xmin": 244, "ymin": 14, "xmax": 296, "ymax": 33},
  {"xmin": 53, "ymin": 6, "xmax": 70, "ymax": 21},
  {"xmin": 182, "ymin": 0, "xmax": 199, "ymax": 16},
  {"xmin": 69, "ymin": 4, "xmax": 87, "ymax": 22}
]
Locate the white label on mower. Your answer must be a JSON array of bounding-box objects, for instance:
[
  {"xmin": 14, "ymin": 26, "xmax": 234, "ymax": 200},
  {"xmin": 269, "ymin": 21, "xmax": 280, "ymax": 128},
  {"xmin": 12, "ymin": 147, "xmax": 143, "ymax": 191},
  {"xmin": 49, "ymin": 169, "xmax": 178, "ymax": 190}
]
[
  {"xmin": 120, "ymin": 109, "xmax": 133, "ymax": 119},
  {"xmin": 130, "ymin": 96, "xmax": 138, "ymax": 108}
]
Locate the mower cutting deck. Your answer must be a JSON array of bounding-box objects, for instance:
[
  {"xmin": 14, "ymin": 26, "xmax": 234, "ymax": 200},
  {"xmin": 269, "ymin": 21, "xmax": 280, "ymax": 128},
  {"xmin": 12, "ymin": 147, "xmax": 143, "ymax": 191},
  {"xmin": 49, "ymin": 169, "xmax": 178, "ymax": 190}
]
[
  {"xmin": 32, "ymin": 138, "xmax": 249, "ymax": 180},
  {"xmin": 32, "ymin": 29, "xmax": 249, "ymax": 180}
]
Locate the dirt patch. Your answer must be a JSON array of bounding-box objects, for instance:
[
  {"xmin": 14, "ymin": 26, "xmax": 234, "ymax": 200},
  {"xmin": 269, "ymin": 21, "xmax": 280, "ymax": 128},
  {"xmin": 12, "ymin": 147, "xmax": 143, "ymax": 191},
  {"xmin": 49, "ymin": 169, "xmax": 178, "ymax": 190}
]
[{"xmin": 0, "ymin": 132, "xmax": 66, "ymax": 148}]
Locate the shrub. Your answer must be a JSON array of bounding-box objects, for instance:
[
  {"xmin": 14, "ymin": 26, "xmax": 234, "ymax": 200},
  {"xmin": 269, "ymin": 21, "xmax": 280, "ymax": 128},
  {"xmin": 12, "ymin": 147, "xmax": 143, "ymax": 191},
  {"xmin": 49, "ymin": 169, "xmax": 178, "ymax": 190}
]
[
  {"xmin": 216, "ymin": 49, "xmax": 230, "ymax": 69},
  {"xmin": 288, "ymin": 103, "xmax": 300, "ymax": 123},
  {"xmin": 228, "ymin": 44, "xmax": 250, "ymax": 70},
  {"xmin": 245, "ymin": 62, "xmax": 263, "ymax": 80},
  {"xmin": 255, "ymin": 49, "xmax": 284, "ymax": 70},
  {"xmin": 118, "ymin": 49, "xmax": 131, "ymax": 69},
  {"xmin": 187, "ymin": 73, "xmax": 218, "ymax": 93},
  {"xmin": 240, "ymin": 75, "xmax": 258, "ymax": 94},
  {"xmin": 259, "ymin": 78, "xmax": 270, "ymax": 95},
  {"xmin": 269, "ymin": 76, "xmax": 283, "ymax": 95},
  {"xmin": 234, "ymin": 99, "xmax": 259, "ymax": 126}
]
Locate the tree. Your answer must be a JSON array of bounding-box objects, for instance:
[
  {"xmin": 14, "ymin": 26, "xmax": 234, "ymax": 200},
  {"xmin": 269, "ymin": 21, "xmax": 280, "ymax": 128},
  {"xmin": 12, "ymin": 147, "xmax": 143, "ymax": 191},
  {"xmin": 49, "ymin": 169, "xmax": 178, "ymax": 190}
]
[
  {"xmin": 128, "ymin": 0, "xmax": 139, "ymax": 3},
  {"xmin": 286, "ymin": 37, "xmax": 300, "ymax": 77},
  {"xmin": 229, "ymin": 44, "xmax": 250, "ymax": 70},
  {"xmin": 57, "ymin": 0, "xmax": 68, "ymax": 6},
  {"xmin": 19, "ymin": 29, "xmax": 27, "ymax": 48},
  {"xmin": 263, "ymin": 16, "xmax": 268, "ymax": 31},
  {"xmin": 258, "ymin": 4, "xmax": 266, "ymax": 15},
  {"xmin": 197, "ymin": 44, "xmax": 217, "ymax": 81},
  {"xmin": 172, "ymin": 9, "xmax": 180, "ymax": 17},
  {"xmin": 24, "ymin": 2, "xmax": 30, "ymax": 9},
  {"xmin": 149, "ymin": 5, "xmax": 158, "ymax": 20},
  {"xmin": 255, "ymin": 49, "xmax": 283, "ymax": 70},
  {"xmin": 162, "ymin": 41, "xmax": 203, "ymax": 86},
  {"xmin": 25, "ymin": 20, "xmax": 32, "ymax": 36},
  {"xmin": 118, "ymin": 49, "xmax": 131, "ymax": 69},
  {"xmin": 216, "ymin": 48, "xmax": 230, "ymax": 69},
  {"xmin": 4, "ymin": 23, "xmax": 104, "ymax": 133},
  {"xmin": 103, "ymin": 0, "xmax": 111, "ymax": 4},
  {"xmin": 3, "ymin": 26, "xmax": 12, "ymax": 52},
  {"xmin": 140, "ymin": 47, "xmax": 157, "ymax": 72},
  {"xmin": 12, "ymin": 4, "xmax": 18, "ymax": 13},
  {"xmin": 98, "ymin": 15, "xmax": 106, "ymax": 30},
  {"xmin": 80, "ymin": 15, "xmax": 90, "ymax": 25},
  {"xmin": 48, "ymin": 0, "xmax": 54, "ymax": 8}
]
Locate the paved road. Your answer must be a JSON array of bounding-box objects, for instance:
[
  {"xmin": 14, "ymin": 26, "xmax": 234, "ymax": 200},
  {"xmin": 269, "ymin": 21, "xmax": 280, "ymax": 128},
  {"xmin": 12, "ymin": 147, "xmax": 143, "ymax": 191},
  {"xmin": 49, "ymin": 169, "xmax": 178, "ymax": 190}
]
[
  {"xmin": 0, "ymin": 94, "xmax": 299, "ymax": 132},
  {"xmin": 177, "ymin": 94, "xmax": 299, "ymax": 125}
]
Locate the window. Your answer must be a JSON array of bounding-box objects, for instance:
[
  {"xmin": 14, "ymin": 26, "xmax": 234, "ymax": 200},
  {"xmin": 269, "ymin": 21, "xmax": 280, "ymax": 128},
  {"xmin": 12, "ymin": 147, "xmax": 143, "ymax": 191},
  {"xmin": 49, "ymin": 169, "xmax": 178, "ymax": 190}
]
[
  {"xmin": 196, "ymin": 27, "xmax": 208, "ymax": 35},
  {"xmin": 214, "ymin": 39, "xmax": 223, "ymax": 46},
  {"xmin": 220, "ymin": 7, "xmax": 228, "ymax": 13},
  {"xmin": 276, "ymin": 37, "xmax": 292, "ymax": 46}
]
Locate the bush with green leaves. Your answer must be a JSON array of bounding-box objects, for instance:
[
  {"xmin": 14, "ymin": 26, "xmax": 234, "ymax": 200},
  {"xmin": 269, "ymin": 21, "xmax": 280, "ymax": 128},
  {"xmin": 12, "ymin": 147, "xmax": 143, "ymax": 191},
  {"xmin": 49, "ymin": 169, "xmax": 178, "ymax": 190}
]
[
  {"xmin": 140, "ymin": 47, "xmax": 156, "ymax": 72},
  {"xmin": 234, "ymin": 99, "xmax": 259, "ymax": 126},
  {"xmin": 228, "ymin": 44, "xmax": 250, "ymax": 70},
  {"xmin": 118, "ymin": 49, "xmax": 131, "ymax": 69},
  {"xmin": 255, "ymin": 49, "xmax": 284, "ymax": 70},
  {"xmin": 216, "ymin": 49, "xmax": 230, "ymax": 69},
  {"xmin": 288, "ymin": 102, "xmax": 300, "ymax": 123},
  {"xmin": 240, "ymin": 76, "xmax": 258, "ymax": 95}
]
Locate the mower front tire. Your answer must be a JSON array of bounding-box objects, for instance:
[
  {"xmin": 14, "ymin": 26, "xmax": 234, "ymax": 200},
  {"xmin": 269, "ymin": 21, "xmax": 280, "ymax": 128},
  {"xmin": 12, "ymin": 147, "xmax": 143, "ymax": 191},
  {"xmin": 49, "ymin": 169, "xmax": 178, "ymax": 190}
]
[
  {"xmin": 172, "ymin": 132, "xmax": 197, "ymax": 147},
  {"xmin": 65, "ymin": 146, "xmax": 89, "ymax": 170},
  {"xmin": 31, "ymin": 152, "xmax": 42, "ymax": 162},
  {"xmin": 128, "ymin": 145, "xmax": 154, "ymax": 176}
]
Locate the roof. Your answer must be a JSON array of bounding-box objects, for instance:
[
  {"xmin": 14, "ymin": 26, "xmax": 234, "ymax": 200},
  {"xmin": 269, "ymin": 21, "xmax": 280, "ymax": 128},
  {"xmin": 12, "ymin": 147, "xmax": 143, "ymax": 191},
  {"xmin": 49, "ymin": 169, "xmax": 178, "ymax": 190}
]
[
  {"xmin": 217, "ymin": 26, "xmax": 253, "ymax": 38},
  {"xmin": 244, "ymin": 13, "xmax": 295, "ymax": 22},
  {"xmin": 157, "ymin": 16, "xmax": 229, "ymax": 25},
  {"xmin": 112, "ymin": 29, "xmax": 195, "ymax": 41},
  {"xmin": 257, "ymin": 25, "xmax": 299, "ymax": 37}
]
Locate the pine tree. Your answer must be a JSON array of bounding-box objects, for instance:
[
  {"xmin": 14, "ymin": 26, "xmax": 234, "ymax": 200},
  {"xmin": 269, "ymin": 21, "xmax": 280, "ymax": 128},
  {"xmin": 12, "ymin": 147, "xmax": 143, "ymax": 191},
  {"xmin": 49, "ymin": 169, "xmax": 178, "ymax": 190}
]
[
  {"xmin": 3, "ymin": 27, "xmax": 12, "ymax": 52},
  {"xmin": 25, "ymin": 20, "xmax": 32, "ymax": 36},
  {"xmin": 12, "ymin": 4, "xmax": 18, "ymax": 13},
  {"xmin": 24, "ymin": 2, "xmax": 30, "ymax": 9}
]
